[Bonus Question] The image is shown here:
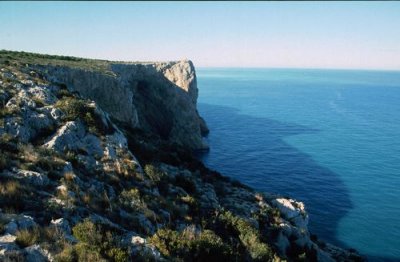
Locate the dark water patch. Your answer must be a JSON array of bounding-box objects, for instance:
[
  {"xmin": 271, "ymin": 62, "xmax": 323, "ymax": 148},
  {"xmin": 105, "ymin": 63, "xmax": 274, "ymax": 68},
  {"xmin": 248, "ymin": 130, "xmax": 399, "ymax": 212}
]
[{"xmin": 196, "ymin": 103, "xmax": 352, "ymax": 247}]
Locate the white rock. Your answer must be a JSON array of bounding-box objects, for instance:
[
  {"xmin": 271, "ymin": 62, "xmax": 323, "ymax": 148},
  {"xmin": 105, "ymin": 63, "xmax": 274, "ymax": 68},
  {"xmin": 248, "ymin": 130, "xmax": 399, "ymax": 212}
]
[
  {"xmin": 24, "ymin": 244, "xmax": 53, "ymax": 262},
  {"xmin": 28, "ymin": 85, "xmax": 57, "ymax": 104},
  {"xmin": 272, "ymin": 198, "xmax": 309, "ymax": 229},
  {"xmin": 51, "ymin": 218, "xmax": 71, "ymax": 235},
  {"xmin": 48, "ymin": 198, "xmax": 66, "ymax": 206},
  {"xmin": 20, "ymin": 79, "xmax": 34, "ymax": 87},
  {"xmin": 131, "ymin": 236, "xmax": 146, "ymax": 245},
  {"xmin": 50, "ymin": 108, "xmax": 63, "ymax": 120},
  {"xmin": 14, "ymin": 169, "xmax": 49, "ymax": 187},
  {"xmin": 44, "ymin": 121, "xmax": 103, "ymax": 157},
  {"xmin": 0, "ymin": 234, "xmax": 17, "ymax": 243},
  {"xmin": 56, "ymin": 185, "xmax": 67, "ymax": 193}
]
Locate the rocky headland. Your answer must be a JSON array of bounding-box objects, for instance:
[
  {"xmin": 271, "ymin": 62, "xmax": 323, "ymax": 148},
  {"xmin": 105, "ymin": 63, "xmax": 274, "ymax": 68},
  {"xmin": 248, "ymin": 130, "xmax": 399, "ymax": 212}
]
[{"xmin": 0, "ymin": 50, "xmax": 363, "ymax": 261}]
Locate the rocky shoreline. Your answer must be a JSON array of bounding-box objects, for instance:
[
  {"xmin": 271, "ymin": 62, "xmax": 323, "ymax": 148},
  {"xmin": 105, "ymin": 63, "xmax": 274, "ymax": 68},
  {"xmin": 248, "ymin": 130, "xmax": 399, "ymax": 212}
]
[{"xmin": 0, "ymin": 50, "xmax": 364, "ymax": 261}]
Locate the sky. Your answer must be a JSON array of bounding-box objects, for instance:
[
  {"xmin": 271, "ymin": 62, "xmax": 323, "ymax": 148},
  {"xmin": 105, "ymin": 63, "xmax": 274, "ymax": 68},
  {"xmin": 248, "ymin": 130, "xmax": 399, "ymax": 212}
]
[{"xmin": 1, "ymin": 1, "xmax": 400, "ymax": 70}]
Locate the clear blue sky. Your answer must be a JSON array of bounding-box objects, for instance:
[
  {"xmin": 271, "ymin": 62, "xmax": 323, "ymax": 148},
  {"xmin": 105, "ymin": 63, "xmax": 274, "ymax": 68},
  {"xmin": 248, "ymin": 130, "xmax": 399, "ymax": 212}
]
[{"xmin": 1, "ymin": 1, "xmax": 400, "ymax": 70}]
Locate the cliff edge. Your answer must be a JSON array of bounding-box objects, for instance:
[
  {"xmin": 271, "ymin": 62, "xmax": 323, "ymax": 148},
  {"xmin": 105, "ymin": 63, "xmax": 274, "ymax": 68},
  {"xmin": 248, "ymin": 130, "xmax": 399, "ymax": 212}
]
[
  {"xmin": 0, "ymin": 51, "xmax": 363, "ymax": 261},
  {"xmin": 35, "ymin": 58, "xmax": 209, "ymax": 151}
]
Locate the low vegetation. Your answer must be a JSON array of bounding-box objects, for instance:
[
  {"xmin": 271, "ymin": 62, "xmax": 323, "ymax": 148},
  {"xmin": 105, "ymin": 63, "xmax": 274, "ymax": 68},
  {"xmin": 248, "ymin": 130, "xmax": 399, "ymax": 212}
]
[
  {"xmin": 150, "ymin": 226, "xmax": 232, "ymax": 261},
  {"xmin": 0, "ymin": 49, "xmax": 112, "ymax": 75},
  {"xmin": 15, "ymin": 227, "xmax": 41, "ymax": 248},
  {"xmin": 68, "ymin": 219, "xmax": 129, "ymax": 262}
]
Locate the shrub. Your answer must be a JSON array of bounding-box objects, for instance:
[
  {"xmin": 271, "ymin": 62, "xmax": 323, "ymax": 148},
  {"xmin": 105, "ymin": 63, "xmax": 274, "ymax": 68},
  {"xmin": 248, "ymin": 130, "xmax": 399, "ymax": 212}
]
[
  {"xmin": 106, "ymin": 247, "xmax": 130, "ymax": 262},
  {"xmin": 16, "ymin": 227, "xmax": 40, "ymax": 247},
  {"xmin": 72, "ymin": 219, "xmax": 129, "ymax": 261},
  {"xmin": 56, "ymin": 88, "xmax": 73, "ymax": 99},
  {"xmin": 55, "ymin": 97, "xmax": 87, "ymax": 121},
  {"xmin": 149, "ymin": 226, "xmax": 232, "ymax": 261},
  {"xmin": 144, "ymin": 164, "xmax": 165, "ymax": 183},
  {"xmin": 118, "ymin": 188, "xmax": 141, "ymax": 210},
  {"xmin": 74, "ymin": 243, "xmax": 106, "ymax": 262},
  {"xmin": 214, "ymin": 210, "xmax": 275, "ymax": 261},
  {"xmin": 72, "ymin": 219, "xmax": 103, "ymax": 248},
  {"xmin": 54, "ymin": 244, "xmax": 77, "ymax": 262},
  {"xmin": 55, "ymin": 96, "xmax": 109, "ymax": 135}
]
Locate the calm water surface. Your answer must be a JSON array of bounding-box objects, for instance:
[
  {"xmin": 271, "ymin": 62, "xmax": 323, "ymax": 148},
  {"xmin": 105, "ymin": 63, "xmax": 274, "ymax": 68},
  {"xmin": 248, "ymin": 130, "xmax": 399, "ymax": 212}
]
[{"xmin": 196, "ymin": 68, "xmax": 400, "ymax": 261}]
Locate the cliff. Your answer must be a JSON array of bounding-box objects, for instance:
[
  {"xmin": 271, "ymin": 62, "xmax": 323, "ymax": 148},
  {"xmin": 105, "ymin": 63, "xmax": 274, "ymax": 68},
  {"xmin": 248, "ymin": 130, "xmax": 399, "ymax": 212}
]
[
  {"xmin": 33, "ymin": 59, "xmax": 209, "ymax": 151},
  {"xmin": 0, "ymin": 50, "xmax": 362, "ymax": 261}
]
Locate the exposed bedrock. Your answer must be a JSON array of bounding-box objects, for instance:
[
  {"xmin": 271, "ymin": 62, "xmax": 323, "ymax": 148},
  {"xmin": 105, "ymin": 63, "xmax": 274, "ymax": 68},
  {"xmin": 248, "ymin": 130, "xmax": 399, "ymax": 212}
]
[{"xmin": 39, "ymin": 60, "xmax": 209, "ymax": 151}]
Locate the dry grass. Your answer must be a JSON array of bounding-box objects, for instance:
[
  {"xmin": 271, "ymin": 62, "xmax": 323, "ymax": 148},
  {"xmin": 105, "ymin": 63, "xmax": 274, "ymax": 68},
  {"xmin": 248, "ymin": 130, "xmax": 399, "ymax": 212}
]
[
  {"xmin": 18, "ymin": 143, "xmax": 39, "ymax": 163},
  {"xmin": 15, "ymin": 227, "xmax": 40, "ymax": 247},
  {"xmin": 64, "ymin": 172, "xmax": 75, "ymax": 182},
  {"xmin": 0, "ymin": 180, "xmax": 21, "ymax": 197}
]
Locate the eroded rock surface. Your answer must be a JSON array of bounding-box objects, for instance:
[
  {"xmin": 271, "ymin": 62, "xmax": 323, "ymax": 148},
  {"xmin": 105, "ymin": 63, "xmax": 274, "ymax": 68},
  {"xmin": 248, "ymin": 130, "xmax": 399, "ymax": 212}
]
[{"xmin": 38, "ymin": 60, "xmax": 208, "ymax": 150}]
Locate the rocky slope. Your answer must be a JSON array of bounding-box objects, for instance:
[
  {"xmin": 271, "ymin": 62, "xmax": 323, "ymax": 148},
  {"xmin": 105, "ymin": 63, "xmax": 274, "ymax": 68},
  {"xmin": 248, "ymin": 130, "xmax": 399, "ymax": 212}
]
[
  {"xmin": 0, "ymin": 50, "xmax": 363, "ymax": 261},
  {"xmin": 34, "ymin": 58, "xmax": 209, "ymax": 151}
]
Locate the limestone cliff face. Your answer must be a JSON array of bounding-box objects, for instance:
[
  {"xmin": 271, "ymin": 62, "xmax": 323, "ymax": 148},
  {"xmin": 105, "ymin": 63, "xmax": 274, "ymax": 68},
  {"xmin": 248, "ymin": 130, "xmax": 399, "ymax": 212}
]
[
  {"xmin": 0, "ymin": 51, "xmax": 364, "ymax": 261},
  {"xmin": 39, "ymin": 60, "xmax": 208, "ymax": 150}
]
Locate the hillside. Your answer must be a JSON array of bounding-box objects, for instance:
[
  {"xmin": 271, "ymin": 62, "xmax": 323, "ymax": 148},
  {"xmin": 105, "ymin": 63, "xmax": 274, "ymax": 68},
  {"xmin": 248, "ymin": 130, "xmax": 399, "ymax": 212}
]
[{"xmin": 0, "ymin": 50, "xmax": 363, "ymax": 261}]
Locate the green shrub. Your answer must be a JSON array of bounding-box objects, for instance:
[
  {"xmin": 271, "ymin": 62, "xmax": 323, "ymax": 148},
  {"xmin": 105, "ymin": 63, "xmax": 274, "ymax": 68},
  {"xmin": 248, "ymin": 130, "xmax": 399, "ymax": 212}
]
[
  {"xmin": 118, "ymin": 188, "xmax": 142, "ymax": 210},
  {"xmin": 149, "ymin": 226, "xmax": 232, "ymax": 261},
  {"xmin": 56, "ymin": 88, "xmax": 73, "ymax": 99},
  {"xmin": 72, "ymin": 219, "xmax": 103, "ymax": 248},
  {"xmin": 144, "ymin": 164, "xmax": 165, "ymax": 183},
  {"xmin": 106, "ymin": 247, "xmax": 130, "ymax": 262},
  {"xmin": 54, "ymin": 244, "xmax": 77, "ymax": 262},
  {"xmin": 74, "ymin": 243, "xmax": 106, "ymax": 262},
  {"xmin": 72, "ymin": 219, "xmax": 129, "ymax": 261},
  {"xmin": 55, "ymin": 97, "xmax": 87, "ymax": 121},
  {"xmin": 214, "ymin": 210, "xmax": 275, "ymax": 261},
  {"xmin": 55, "ymin": 96, "xmax": 109, "ymax": 135}
]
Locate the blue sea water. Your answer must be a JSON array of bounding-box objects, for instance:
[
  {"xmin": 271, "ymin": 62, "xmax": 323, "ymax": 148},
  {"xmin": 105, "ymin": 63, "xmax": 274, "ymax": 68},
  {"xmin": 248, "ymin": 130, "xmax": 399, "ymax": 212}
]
[{"xmin": 196, "ymin": 68, "xmax": 400, "ymax": 261}]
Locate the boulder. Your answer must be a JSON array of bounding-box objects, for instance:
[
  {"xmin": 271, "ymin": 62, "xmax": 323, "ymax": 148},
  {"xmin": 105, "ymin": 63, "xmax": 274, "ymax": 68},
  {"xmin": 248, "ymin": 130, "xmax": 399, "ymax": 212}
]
[
  {"xmin": 4, "ymin": 109, "xmax": 54, "ymax": 143},
  {"xmin": 44, "ymin": 121, "xmax": 103, "ymax": 157},
  {"xmin": 9, "ymin": 169, "xmax": 50, "ymax": 187},
  {"xmin": 0, "ymin": 234, "xmax": 20, "ymax": 258},
  {"xmin": 27, "ymin": 85, "xmax": 57, "ymax": 104},
  {"xmin": 24, "ymin": 244, "xmax": 53, "ymax": 262},
  {"xmin": 4, "ymin": 215, "xmax": 37, "ymax": 235},
  {"xmin": 272, "ymin": 198, "xmax": 309, "ymax": 230},
  {"xmin": 122, "ymin": 232, "xmax": 161, "ymax": 260}
]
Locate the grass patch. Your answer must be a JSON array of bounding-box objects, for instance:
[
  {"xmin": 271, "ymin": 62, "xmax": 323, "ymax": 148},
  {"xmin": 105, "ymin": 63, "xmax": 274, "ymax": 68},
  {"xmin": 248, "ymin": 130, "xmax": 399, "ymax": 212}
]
[
  {"xmin": 0, "ymin": 49, "xmax": 113, "ymax": 75},
  {"xmin": 16, "ymin": 227, "xmax": 40, "ymax": 247}
]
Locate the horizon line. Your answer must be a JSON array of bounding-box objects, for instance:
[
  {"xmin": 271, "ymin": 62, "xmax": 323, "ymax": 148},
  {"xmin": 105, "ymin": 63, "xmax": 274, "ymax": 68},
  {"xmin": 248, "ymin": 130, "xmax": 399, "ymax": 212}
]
[
  {"xmin": 2, "ymin": 49, "xmax": 399, "ymax": 73},
  {"xmin": 196, "ymin": 66, "xmax": 400, "ymax": 73}
]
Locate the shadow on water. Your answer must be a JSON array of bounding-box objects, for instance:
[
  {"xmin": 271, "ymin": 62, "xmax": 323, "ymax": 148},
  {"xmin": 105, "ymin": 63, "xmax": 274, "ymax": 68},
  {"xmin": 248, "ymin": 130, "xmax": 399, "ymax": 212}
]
[
  {"xmin": 196, "ymin": 103, "xmax": 357, "ymax": 251},
  {"xmin": 197, "ymin": 103, "xmax": 398, "ymax": 261}
]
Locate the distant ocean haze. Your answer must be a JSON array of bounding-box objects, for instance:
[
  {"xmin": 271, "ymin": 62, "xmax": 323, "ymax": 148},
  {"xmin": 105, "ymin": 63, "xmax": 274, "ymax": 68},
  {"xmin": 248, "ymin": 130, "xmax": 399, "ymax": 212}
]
[{"xmin": 196, "ymin": 68, "xmax": 400, "ymax": 261}]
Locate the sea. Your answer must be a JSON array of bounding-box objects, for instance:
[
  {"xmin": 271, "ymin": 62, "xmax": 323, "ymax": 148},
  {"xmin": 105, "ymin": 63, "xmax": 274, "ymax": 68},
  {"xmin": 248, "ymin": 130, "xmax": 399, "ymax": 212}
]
[{"xmin": 195, "ymin": 68, "xmax": 400, "ymax": 261}]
